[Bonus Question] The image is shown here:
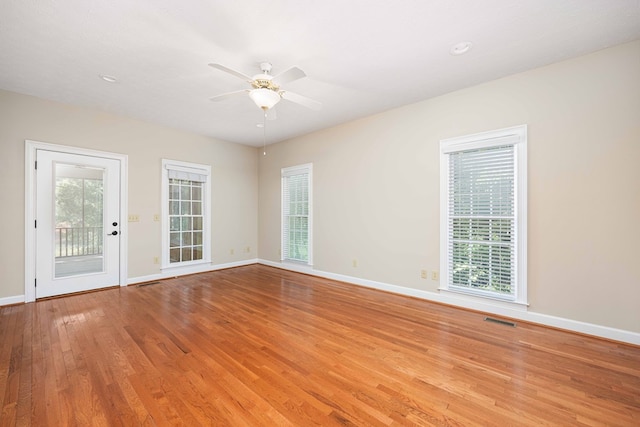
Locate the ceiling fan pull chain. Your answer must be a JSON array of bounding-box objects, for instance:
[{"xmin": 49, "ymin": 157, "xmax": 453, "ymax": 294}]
[{"xmin": 263, "ymin": 108, "xmax": 267, "ymax": 156}]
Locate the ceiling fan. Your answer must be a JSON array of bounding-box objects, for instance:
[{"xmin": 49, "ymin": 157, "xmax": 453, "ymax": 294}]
[{"xmin": 208, "ymin": 62, "xmax": 322, "ymax": 112}]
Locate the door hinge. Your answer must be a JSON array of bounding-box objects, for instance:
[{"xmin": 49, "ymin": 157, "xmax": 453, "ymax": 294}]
[
  {"xmin": 35, "ymin": 220, "xmax": 37, "ymax": 228},
  {"xmin": 35, "ymin": 161, "xmax": 37, "ymax": 170},
  {"xmin": 35, "ymin": 278, "xmax": 37, "ymax": 287}
]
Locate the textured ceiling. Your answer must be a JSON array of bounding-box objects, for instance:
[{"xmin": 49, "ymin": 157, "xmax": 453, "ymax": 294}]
[{"xmin": 1, "ymin": 0, "xmax": 639, "ymax": 146}]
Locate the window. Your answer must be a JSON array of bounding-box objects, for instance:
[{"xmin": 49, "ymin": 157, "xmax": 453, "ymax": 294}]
[
  {"xmin": 282, "ymin": 164, "xmax": 312, "ymax": 265},
  {"xmin": 440, "ymin": 125, "xmax": 527, "ymax": 304},
  {"xmin": 161, "ymin": 160, "xmax": 211, "ymax": 268}
]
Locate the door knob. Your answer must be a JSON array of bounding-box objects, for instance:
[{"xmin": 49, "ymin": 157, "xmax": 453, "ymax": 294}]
[
  {"xmin": 112, "ymin": 222, "xmax": 118, "ymax": 226},
  {"xmin": 111, "ymin": 230, "xmax": 118, "ymax": 236}
]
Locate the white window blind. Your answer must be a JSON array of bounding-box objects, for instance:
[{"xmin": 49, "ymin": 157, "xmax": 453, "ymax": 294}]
[
  {"xmin": 165, "ymin": 164, "xmax": 208, "ymax": 182},
  {"xmin": 440, "ymin": 125, "xmax": 527, "ymax": 304},
  {"xmin": 449, "ymin": 145, "xmax": 515, "ymax": 297},
  {"xmin": 282, "ymin": 164, "xmax": 312, "ymax": 264}
]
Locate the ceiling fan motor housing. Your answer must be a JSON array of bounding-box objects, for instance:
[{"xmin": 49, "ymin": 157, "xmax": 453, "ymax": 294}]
[
  {"xmin": 251, "ymin": 78, "xmax": 279, "ymax": 91},
  {"xmin": 252, "ymin": 63, "xmax": 279, "ymax": 91}
]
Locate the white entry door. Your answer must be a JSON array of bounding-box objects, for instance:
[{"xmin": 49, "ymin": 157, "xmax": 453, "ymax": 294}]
[{"xmin": 35, "ymin": 150, "xmax": 121, "ymax": 298}]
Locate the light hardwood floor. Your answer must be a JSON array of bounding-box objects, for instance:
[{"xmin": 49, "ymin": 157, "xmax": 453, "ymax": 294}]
[{"xmin": 1, "ymin": 264, "xmax": 639, "ymax": 426}]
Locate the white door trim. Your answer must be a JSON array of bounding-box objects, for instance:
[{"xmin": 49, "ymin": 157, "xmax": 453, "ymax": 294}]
[{"xmin": 25, "ymin": 140, "xmax": 128, "ymax": 302}]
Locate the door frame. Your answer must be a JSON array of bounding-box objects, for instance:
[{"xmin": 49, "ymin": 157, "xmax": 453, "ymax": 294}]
[{"xmin": 25, "ymin": 140, "xmax": 128, "ymax": 302}]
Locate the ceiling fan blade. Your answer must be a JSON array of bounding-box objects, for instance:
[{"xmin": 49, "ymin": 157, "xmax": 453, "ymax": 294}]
[
  {"xmin": 281, "ymin": 91, "xmax": 322, "ymax": 110},
  {"xmin": 272, "ymin": 66, "xmax": 306, "ymax": 85},
  {"xmin": 209, "ymin": 89, "xmax": 249, "ymax": 102},
  {"xmin": 208, "ymin": 63, "xmax": 253, "ymax": 82}
]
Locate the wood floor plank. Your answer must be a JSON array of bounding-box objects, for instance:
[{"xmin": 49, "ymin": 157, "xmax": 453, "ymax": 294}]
[
  {"xmin": 0, "ymin": 307, "xmax": 19, "ymax": 425},
  {"xmin": 15, "ymin": 305, "xmax": 33, "ymax": 427},
  {"xmin": 0, "ymin": 264, "xmax": 639, "ymax": 426}
]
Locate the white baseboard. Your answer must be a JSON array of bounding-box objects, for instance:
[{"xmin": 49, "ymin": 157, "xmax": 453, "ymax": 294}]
[
  {"xmin": 0, "ymin": 295, "xmax": 25, "ymax": 306},
  {"xmin": 0, "ymin": 260, "xmax": 258, "ymax": 307},
  {"xmin": 5, "ymin": 259, "xmax": 637, "ymax": 345},
  {"xmin": 258, "ymin": 259, "xmax": 640, "ymax": 346},
  {"xmin": 127, "ymin": 258, "xmax": 258, "ymax": 285}
]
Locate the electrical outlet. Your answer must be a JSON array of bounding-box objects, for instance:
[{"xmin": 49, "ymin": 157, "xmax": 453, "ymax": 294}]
[
  {"xmin": 230, "ymin": 249, "xmax": 234, "ymax": 255},
  {"xmin": 245, "ymin": 246, "xmax": 251, "ymax": 253},
  {"xmin": 153, "ymin": 256, "xmax": 159, "ymax": 265},
  {"xmin": 431, "ymin": 271, "xmax": 439, "ymax": 281},
  {"xmin": 352, "ymin": 259, "xmax": 358, "ymax": 268},
  {"xmin": 153, "ymin": 214, "xmax": 160, "ymax": 222},
  {"xmin": 128, "ymin": 214, "xmax": 140, "ymax": 222},
  {"xmin": 421, "ymin": 269, "xmax": 427, "ymax": 279}
]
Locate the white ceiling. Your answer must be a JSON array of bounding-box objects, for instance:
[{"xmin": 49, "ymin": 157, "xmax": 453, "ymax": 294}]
[{"xmin": 1, "ymin": 1, "xmax": 639, "ymax": 147}]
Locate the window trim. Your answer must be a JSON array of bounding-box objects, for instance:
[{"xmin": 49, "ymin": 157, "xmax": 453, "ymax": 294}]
[
  {"xmin": 161, "ymin": 159, "xmax": 211, "ymax": 270},
  {"xmin": 439, "ymin": 125, "xmax": 528, "ymax": 305},
  {"xmin": 281, "ymin": 163, "xmax": 313, "ymax": 266}
]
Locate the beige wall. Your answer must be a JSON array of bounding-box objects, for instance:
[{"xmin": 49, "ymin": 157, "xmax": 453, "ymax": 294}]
[
  {"xmin": 0, "ymin": 90, "xmax": 258, "ymax": 298},
  {"xmin": 1, "ymin": 41, "xmax": 638, "ymax": 336},
  {"xmin": 259, "ymin": 41, "xmax": 640, "ymax": 333}
]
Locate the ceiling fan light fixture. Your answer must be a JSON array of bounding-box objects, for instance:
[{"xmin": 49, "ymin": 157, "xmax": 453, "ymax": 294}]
[{"xmin": 249, "ymin": 88, "xmax": 281, "ymax": 110}]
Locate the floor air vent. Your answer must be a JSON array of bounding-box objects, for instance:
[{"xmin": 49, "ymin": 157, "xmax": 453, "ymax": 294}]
[
  {"xmin": 484, "ymin": 317, "xmax": 516, "ymax": 327},
  {"xmin": 137, "ymin": 281, "xmax": 160, "ymax": 287}
]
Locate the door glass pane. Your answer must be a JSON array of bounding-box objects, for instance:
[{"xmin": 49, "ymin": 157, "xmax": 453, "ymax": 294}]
[
  {"xmin": 168, "ymin": 178, "xmax": 204, "ymax": 263},
  {"xmin": 54, "ymin": 163, "xmax": 105, "ymax": 278}
]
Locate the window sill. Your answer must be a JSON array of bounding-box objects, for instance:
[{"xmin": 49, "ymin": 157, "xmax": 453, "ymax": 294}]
[
  {"xmin": 438, "ymin": 287, "xmax": 529, "ymax": 311},
  {"xmin": 161, "ymin": 259, "xmax": 212, "ymax": 274},
  {"xmin": 279, "ymin": 260, "xmax": 314, "ymax": 273},
  {"xmin": 282, "ymin": 259, "xmax": 311, "ymax": 266}
]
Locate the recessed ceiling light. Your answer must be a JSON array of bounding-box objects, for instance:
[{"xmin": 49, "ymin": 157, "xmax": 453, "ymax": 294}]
[
  {"xmin": 99, "ymin": 74, "xmax": 118, "ymax": 83},
  {"xmin": 450, "ymin": 41, "xmax": 473, "ymax": 56}
]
